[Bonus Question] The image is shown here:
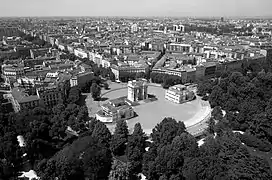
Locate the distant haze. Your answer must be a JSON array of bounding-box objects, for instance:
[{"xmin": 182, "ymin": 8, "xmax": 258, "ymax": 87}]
[{"xmin": 0, "ymin": 0, "xmax": 272, "ymax": 18}]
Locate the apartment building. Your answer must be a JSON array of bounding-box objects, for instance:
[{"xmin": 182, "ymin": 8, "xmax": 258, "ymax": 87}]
[
  {"xmin": 70, "ymin": 71, "xmax": 94, "ymax": 87},
  {"xmin": 74, "ymin": 48, "xmax": 88, "ymax": 58},
  {"xmin": 111, "ymin": 64, "xmax": 149, "ymax": 80},
  {"xmin": 2, "ymin": 63, "xmax": 25, "ymax": 79},
  {"xmin": 166, "ymin": 43, "xmax": 191, "ymax": 53},
  {"xmin": 11, "ymin": 87, "xmax": 40, "ymax": 112},
  {"xmin": 30, "ymin": 48, "xmax": 50, "ymax": 59},
  {"xmin": 165, "ymin": 84, "xmax": 195, "ymax": 104},
  {"xmin": 36, "ymin": 85, "xmax": 63, "ymax": 108}
]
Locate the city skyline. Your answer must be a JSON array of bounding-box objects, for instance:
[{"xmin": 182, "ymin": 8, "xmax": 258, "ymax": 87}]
[{"xmin": 0, "ymin": 0, "xmax": 272, "ymax": 18}]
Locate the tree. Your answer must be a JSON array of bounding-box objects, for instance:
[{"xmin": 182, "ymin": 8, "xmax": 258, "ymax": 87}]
[
  {"xmin": 82, "ymin": 139, "xmax": 112, "ymax": 180},
  {"xmin": 207, "ymin": 117, "xmax": 216, "ymax": 135},
  {"xmin": 0, "ymin": 159, "xmax": 15, "ymax": 180},
  {"xmin": 135, "ymin": 72, "xmax": 146, "ymax": 79},
  {"xmin": 53, "ymin": 105, "xmax": 65, "ymax": 118},
  {"xmin": 197, "ymin": 81, "xmax": 213, "ymax": 96},
  {"xmin": 211, "ymin": 106, "xmax": 223, "ymax": 121},
  {"xmin": 109, "ymin": 71, "xmax": 116, "ymax": 82},
  {"xmin": 143, "ymin": 118, "xmax": 187, "ymax": 179},
  {"xmin": 92, "ymin": 121, "xmax": 112, "ymax": 147},
  {"xmin": 144, "ymin": 143, "xmax": 185, "ymax": 180},
  {"xmin": 127, "ymin": 123, "xmax": 147, "ymax": 177},
  {"xmin": 62, "ymin": 80, "xmax": 71, "ymax": 104},
  {"xmin": 67, "ymin": 86, "xmax": 81, "ymax": 104},
  {"xmin": 151, "ymin": 117, "xmax": 186, "ymax": 146},
  {"xmin": 110, "ymin": 120, "xmax": 129, "ymax": 156},
  {"xmin": 209, "ymin": 85, "xmax": 224, "ymax": 108},
  {"xmin": 91, "ymin": 83, "xmax": 101, "ymax": 101},
  {"xmin": 104, "ymin": 82, "xmax": 109, "ymax": 90},
  {"xmin": 171, "ymin": 133, "xmax": 199, "ymax": 158},
  {"xmin": 38, "ymin": 136, "xmax": 112, "ymax": 180},
  {"xmin": 108, "ymin": 160, "xmax": 129, "ymax": 180},
  {"xmin": 73, "ymin": 106, "xmax": 89, "ymax": 132}
]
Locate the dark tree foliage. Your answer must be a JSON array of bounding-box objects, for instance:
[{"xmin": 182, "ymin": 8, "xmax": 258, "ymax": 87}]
[
  {"xmin": 127, "ymin": 123, "xmax": 147, "ymax": 178},
  {"xmin": 104, "ymin": 82, "xmax": 109, "ymax": 90},
  {"xmin": 91, "ymin": 121, "xmax": 112, "ymax": 147},
  {"xmin": 151, "ymin": 117, "xmax": 186, "ymax": 146},
  {"xmin": 135, "ymin": 72, "xmax": 147, "ymax": 79},
  {"xmin": 110, "ymin": 120, "xmax": 129, "ymax": 156},
  {"xmin": 0, "ymin": 103, "xmax": 91, "ymax": 170},
  {"xmin": 108, "ymin": 159, "xmax": 129, "ymax": 180},
  {"xmin": 143, "ymin": 116, "xmax": 272, "ymax": 180},
  {"xmin": 207, "ymin": 117, "xmax": 216, "ymax": 135},
  {"xmin": 0, "ymin": 131, "xmax": 22, "ymax": 179},
  {"xmin": 67, "ymin": 86, "xmax": 81, "ymax": 104},
  {"xmin": 109, "ymin": 71, "xmax": 116, "ymax": 82},
  {"xmin": 211, "ymin": 106, "xmax": 223, "ymax": 121},
  {"xmin": 196, "ymin": 81, "xmax": 213, "ymax": 96},
  {"xmin": 143, "ymin": 138, "xmax": 186, "ymax": 180},
  {"xmin": 90, "ymin": 83, "xmax": 101, "ymax": 101},
  {"xmin": 151, "ymin": 72, "xmax": 183, "ymax": 88},
  {"xmin": 118, "ymin": 71, "xmax": 149, "ymax": 82},
  {"xmin": 171, "ymin": 133, "xmax": 199, "ymax": 158},
  {"xmin": 80, "ymin": 76, "xmax": 102, "ymax": 93},
  {"xmin": 51, "ymin": 104, "xmax": 90, "ymax": 135},
  {"xmin": 198, "ymin": 71, "xmax": 272, "ymax": 145},
  {"xmin": 143, "ymin": 118, "xmax": 187, "ymax": 179},
  {"xmin": 37, "ymin": 136, "xmax": 112, "ymax": 180},
  {"xmin": 183, "ymin": 131, "xmax": 272, "ymax": 180},
  {"xmin": 119, "ymin": 72, "xmax": 137, "ymax": 82}
]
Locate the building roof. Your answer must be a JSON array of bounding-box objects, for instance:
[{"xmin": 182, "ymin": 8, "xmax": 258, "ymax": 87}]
[
  {"xmin": 128, "ymin": 79, "xmax": 148, "ymax": 87},
  {"xmin": 12, "ymin": 87, "xmax": 39, "ymax": 103},
  {"xmin": 168, "ymin": 84, "xmax": 193, "ymax": 96},
  {"xmin": 102, "ymin": 102, "xmax": 131, "ymax": 113},
  {"xmin": 109, "ymin": 97, "xmax": 126, "ymax": 106},
  {"xmin": 172, "ymin": 84, "xmax": 186, "ymax": 89},
  {"xmin": 77, "ymin": 71, "xmax": 93, "ymax": 77}
]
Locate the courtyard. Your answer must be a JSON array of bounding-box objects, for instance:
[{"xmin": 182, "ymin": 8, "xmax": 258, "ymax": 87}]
[{"xmin": 88, "ymin": 82, "xmax": 208, "ymax": 134}]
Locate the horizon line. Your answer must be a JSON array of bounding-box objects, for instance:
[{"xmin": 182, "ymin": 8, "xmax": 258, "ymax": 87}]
[{"xmin": 1, "ymin": 15, "xmax": 272, "ymax": 19}]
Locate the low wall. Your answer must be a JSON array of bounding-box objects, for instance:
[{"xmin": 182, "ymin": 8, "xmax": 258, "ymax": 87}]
[
  {"xmin": 186, "ymin": 99, "xmax": 211, "ymax": 137},
  {"xmin": 96, "ymin": 113, "xmax": 113, "ymax": 123}
]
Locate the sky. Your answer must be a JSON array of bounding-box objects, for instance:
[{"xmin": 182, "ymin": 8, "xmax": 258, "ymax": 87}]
[{"xmin": 0, "ymin": 0, "xmax": 272, "ymax": 17}]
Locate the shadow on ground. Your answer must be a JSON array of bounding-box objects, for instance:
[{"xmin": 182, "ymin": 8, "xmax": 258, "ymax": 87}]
[{"xmin": 100, "ymin": 97, "xmax": 109, "ymax": 101}]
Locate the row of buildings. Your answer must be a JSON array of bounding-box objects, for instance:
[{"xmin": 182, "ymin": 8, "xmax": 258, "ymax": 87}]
[
  {"xmin": 1, "ymin": 50, "xmax": 94, "ymax": 112},
  {"xmin": 1, "ymin": 17, "xmax": 272, "ymax": 113}
]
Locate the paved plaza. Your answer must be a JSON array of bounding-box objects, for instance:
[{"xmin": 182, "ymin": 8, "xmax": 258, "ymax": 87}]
[{"xmin": 92, "ymin": 82, "xmax": 206, "ymax": 134}]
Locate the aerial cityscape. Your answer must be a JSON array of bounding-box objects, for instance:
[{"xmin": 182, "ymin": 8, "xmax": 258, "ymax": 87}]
[{"xmin": 1, "ymin": 0, "xmax": 272, "ymax": 180}]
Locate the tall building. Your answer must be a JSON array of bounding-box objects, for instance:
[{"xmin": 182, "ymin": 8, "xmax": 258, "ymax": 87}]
[
  {"xmin": 127, "ymin": 79, "xmax": 148, "ymax": 102},
  {"xmin": 131, "ymin": 24, "xmax": 138, "ymax": 33},
  {"xmin": 221, "ymin": 17, "xmax": 224, "ymax": 22}
]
